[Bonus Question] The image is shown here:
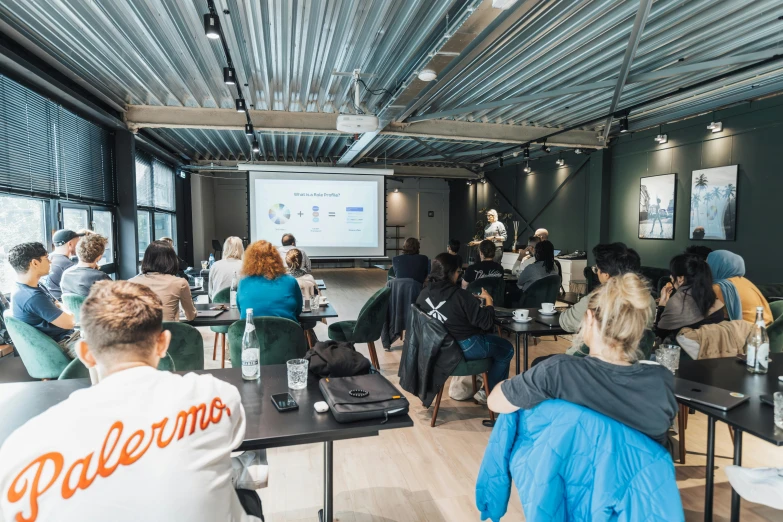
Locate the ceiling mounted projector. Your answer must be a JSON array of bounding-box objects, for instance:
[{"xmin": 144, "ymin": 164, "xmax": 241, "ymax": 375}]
[{"xmin": 337, "ymin": 114, "xmax": 379, "ymax": 133}]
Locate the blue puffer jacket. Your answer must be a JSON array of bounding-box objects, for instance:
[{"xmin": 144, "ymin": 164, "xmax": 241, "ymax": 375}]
[{"xmin": 476, "ymin": 400, "xmax": 683, "ymax": 522}]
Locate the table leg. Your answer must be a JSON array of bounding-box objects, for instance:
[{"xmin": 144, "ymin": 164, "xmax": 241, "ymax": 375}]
[
  {"xmin": 514, "ymin": 333, "xmax": 521, "ymax": 376},
  {"xmin": 704, "ymin": 416, "xmax": 716, "ymax": 522},
  {"xmin": 318, "ymin": 441, "xmax": 333, "ymax": 522},
  {"xmin": 522, "ymin": 334, "xmax": 529, "ymax": 372},
  {"xmin": 730, "ymin": 428, "xmax": 743, "ymax": 522}
]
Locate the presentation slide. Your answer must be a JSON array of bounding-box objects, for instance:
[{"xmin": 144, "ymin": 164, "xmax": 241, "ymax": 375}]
[{"xmin": 247, "ymin": 168, "xmax": 388, "ymax": 258}]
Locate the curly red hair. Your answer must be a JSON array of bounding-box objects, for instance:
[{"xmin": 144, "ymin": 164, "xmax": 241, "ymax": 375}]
[{"xmin": 242, "ymin": 240, "xmax": 286, "ymax": 280}]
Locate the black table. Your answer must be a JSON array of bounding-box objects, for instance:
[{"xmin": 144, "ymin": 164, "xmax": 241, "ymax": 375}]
[
  {"xmin": 676, "ymin": 358, "xmax": 783, "ymax": 522},
  {"xmin": 494, "ymin": 307, "xmax": 567, "ymax": 374},
  {"xmin": 187, "ymin": 303, "xmax": 339, "ymax": 327},
  {"xmin": 0, "ymin": 366, "xmax": 413, "ymax": 522}
]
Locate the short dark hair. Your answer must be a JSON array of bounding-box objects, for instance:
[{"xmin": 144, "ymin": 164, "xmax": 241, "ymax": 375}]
[
  {"xmin": 684, "ymin": 245, "xmax": 713, "ymax": 261},
  {"xmin": 140, "ymin": 240, "xmax": 179, "ymax": 276},
  {"xmin": 692, "ymin": 227, "xmax": 705, "ymax": 240},
  {"xmin": 528, "ymin": 235, "xmax": 541, "ymax": 246},
  {"xmin": 81, "ymin": 281, "xmax": 163, "ymax": 356},
  {"xmin": 428, "ymin": 253, "xmax": 459, "ymax": 285},
  {"xmin": 593, "ymin": 242, "xmax": 641, "ymax": 277},
  {"xmin": 402, "ymin": 237, "xmax": 420, "ymax": 255},
  {"xmin": 448, "ymin": 239, "xmax": 460, "ymax": 253},
  {"xmin": 281, "ymin": 234, "xmax": 295, "ymax": 246},
  {"xmin": 8, "ymin": 242, "xmax": 48, "ymax": 273},
  {"xmin": 479, "ymin": 239, "xmax": 496, "ymax": 259},
  {"xmin": 669, "ymin": 254, "xmax": 716, "ymax": 316}
]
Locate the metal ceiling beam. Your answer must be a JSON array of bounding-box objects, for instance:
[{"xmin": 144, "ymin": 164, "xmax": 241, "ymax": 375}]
[
  {"xmin": 600, "ymin": 0, "xmax": 652, "ymax": 143},
  {"xmin": 409, "ymin": 136, "xmax": 474, "ymax": 170},
  {"xmin": 185, "ymin": 160, "xmax": 476, "ymax": 178},
  {"xmin": 379, "ymin": 145, "xmax": 509, "ymax": 163}
]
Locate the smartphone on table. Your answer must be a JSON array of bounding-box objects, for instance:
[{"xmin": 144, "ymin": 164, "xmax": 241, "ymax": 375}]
[{"xmin": 271, "ymin": 393, "xmax": 299, "ymax": 412}]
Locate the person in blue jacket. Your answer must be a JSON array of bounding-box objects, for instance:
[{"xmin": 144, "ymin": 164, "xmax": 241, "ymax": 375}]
[
  {"xmin": 237, "ymin": 240, "xmax": 302, "ymax": 323},
  {"xmin": 488, "ymin": 272, "xmax": 677, "ymax": 448}
]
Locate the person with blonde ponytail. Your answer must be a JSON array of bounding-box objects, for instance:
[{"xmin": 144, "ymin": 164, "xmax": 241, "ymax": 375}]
[{"xmin": 488, "ymin": 273, "xmax": 677, "ymax": 447}]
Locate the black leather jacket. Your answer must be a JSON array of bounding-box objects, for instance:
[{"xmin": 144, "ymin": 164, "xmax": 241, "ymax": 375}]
[{"xmin": 398, "ymin": 304, "xmax": 463, "ymax": 407}]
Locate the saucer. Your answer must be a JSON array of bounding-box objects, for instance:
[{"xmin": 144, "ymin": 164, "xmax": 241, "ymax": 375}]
[
  {"xmin": 512, "ymin": 317, "xmax": 533, "ymax": 323},
  {"xmin": 538, "ymin": 309, "xmax": 557, "ymax": 315}
]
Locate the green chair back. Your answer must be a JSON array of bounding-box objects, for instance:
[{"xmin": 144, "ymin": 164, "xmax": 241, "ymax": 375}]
[
  {"xmin": 352, "ymin": 286, "xmax": 392, "ymax": 342},
  {"xmin": 515, "ymin": 274, "xmax": 560, "ymax": 309},
  {"xmin": 768, "ymin": 300, "xmax": 783, "ymax": 354},
  {"xmin": 466, "ymin": 277, "xmax": 505, "ymax": 305},
  {"xmin": 387, "ymin": 266, "xmax": 396, "ymax": 281},
  {"xmin": 228, "ymin": 317, "xmax": 308, "ymax": 367},
  {"xmin": 4, "ymin": 315, "xmax": 71, "ymax": 379},
  {"xmin": 62, "ymin": 293, "xmax": 86, "ymax": 323},
  {"xmin": 210, "ymin": 287, "xmax": 231, "ymax": 334},
  {"xmin": 162, "ymin": 322, "xmax": 205, "ymax": 371},
  {"xmin": 59, "ymin": 354, "xmax": 176, "ymax": 380}
]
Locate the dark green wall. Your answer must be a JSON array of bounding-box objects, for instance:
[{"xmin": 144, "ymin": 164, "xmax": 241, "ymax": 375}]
[{"xmin": 608, "ymin": 96, "xmax": 783, "ymax": 283}]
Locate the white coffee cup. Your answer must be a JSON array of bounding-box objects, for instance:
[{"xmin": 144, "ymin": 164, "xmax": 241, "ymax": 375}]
[
  {"xmin": 512, "ymin": 309, "xmax": 529, "ymax": 320},
  {"xmin": 541, "ymin": 302, "xmax": 555, "ymax": 313}
]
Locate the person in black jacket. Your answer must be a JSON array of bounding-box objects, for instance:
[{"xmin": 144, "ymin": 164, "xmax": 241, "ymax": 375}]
[
  {"xmin": 392, "ymin": 238, "xmax": 430, "ymax": 283},
  {"xmin": 416, "ymin": 253, "xmax": 513, "ymax": 393}
]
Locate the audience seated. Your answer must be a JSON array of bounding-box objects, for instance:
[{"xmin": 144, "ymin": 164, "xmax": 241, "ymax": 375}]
[
  {"xmin": 446, "ymin": 238, "xmax": 463, "ymax": 271},
  {"xmin": 684, "ymin": 245, "xmax": 713, "ymax": 261},
  {"xmin": 535, "ymin": 228, "xmax": 549, "ymax": 241},
  {"xmin": 160, "ymin": 237, "xmax": 189, "ymax": 276},
  {"xmin": 278, "ymin": 233, "xmax": 311, "ymax": 273},
  {"xmin": 286, "ymin": 249, "xmax": 318, "ymax": 299},
  {"xmin": 237, "ymin": 240, "xmax": 302, "ymax": 322},
  {"xmin": 392, "ymin": 238, "xmax": 430, "ymax": 284},
  {"xmin": 516, "ymin": 240, "xmax": 557, "ymax": 292},
  {"xmin": 488, "ymin": 273, "xmax": 677, "ymax": 448},
  {"xmin": 654, "ymin": 254, "xmax": 725, "ymax": 341},
  {"xmin": 130, "ymin": 241, "xmax": 197, "ymax": 322},
  {"xmin": 8, "ymin": 242, "xmax": 78, "ymax": 357},
  {"xmin": 560, "ymin": 242, "xmax": 656, "ymax": 335},
  {"xmin": 209, "ymin": 236, "xmax": 244, "ymax": 298},
  {"xmin": 462, "ymin": 240, "xmax": 503, "ymax": 289},
  {"xmin": 46, "ymin": 229, "xmax": 84, "ymax": 300},
  {"xmin": 417, "ymin": 254, "xmax": 513, "ymax": 398},
  {"xmin": 510, "ymin": 235, "xmax": 540, "ymax": 274},
  {"xmin": 60, "ymin": 233, "xmax": 111, "ymax": 296},
  {"xmin": 707, "ymin": 250, "xmax": 772, "ymax": 324},
  {"xmin": 0, "ymin": 281, "xmax": 264, "ymax": 521}
]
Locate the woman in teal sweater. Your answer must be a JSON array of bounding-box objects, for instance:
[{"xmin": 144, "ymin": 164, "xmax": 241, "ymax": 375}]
[{"xmin": 237, "ymin": 240, "xmax": 302, "ymax": 322}]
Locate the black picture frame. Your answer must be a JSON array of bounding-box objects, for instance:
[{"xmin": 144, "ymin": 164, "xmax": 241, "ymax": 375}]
[
  {"xmin": 689, "ymin": 165, "xmax": 738, "ymax": 241},
  {"xmin": 639, "ymin": 173, "xmax": 677, "ymax": 240}
]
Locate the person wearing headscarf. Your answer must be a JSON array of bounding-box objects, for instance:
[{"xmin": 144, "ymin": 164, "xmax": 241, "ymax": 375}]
[
  {"xmin": 707, "ymin": 250, "xmax": 771, "ymax": 324},
  {"xmin": 484, "ymin": 209, "xmax": 507, "ymax": 264}
]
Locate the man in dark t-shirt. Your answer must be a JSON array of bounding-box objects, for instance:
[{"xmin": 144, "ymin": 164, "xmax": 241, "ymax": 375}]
[
  {"xmin": 9, "ymin": 242, "xmax": 77, "ymax": 357},
  {"xmin": 46, "ymin": 229, "xmax": 84, "ymax": 300},
  {"xmin": 462, "ymin": 240, "xmax": 504, "ymax": 287}
]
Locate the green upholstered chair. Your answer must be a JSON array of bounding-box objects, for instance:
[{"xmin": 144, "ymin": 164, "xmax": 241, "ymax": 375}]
[
  {"xmin": 4, "ymin": 315, "xmax": 70, "ymax": 379},
  {"xmin": 387, "ymin": 266, "xmax": 395, "ymax": 281},
  {"xmin": 768, "ymin": 300, "xmax": 783, "ymax": 354},
  {"xmin": 62, "ymin": 293, "xmax": 86, "ymax": 323},
  {"xmin": 228, "ymin": 317, "xmax": 308, "ymax": 367},
  {"xmin": 211, "ymin": 287, "xmax": 231, "ymax": 367},
  {"xmin": 466, "ymin": 277, "xmax": 505, "ymax": 305},
  {"xmin": 514, "ymin": 274, "xmax": 560, "ymax": 309},
  {"xmin": 327, "ymin": 286, "xmax": 391, "ymax": 370},
  {"xmin": 59, "ymin": 353, "xmax": 176, "ymax": 380},
  {"xmin": 431, "ymin": 357, "xmax": 495, "ymax": 427},
  {"xmin": 162, "ymin": 322, "xmax": 205, "ymax": 371}
]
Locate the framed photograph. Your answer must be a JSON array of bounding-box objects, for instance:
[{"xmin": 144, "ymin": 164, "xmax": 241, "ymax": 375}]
[
  {"xmin": 639, "ymin": 173, "xmax": 676, "ymax": 239},
  {"xmin": 689, "ymin": 165, "xmax": 738, "ymax": 241}
]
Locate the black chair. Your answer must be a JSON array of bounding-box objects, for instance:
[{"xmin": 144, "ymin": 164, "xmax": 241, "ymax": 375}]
[
  {"xmin": 584, "ymin": 266, "xmax": 599, "ymax": 294},
  {"xmin": 466, "ymin": 277, "xmax": 505, "ymax": 305},
  {"xmin": 212, "ymin": 239, "xmax": 222, "ymax": 260},
  {"xmin": 514, "ymin": 274, "xmax": 560, "ymax": 309}
]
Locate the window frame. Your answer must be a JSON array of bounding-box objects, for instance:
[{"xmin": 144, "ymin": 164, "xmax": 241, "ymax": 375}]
[
  {"xmin": 57, "ymin": 202, "xmax": 117, "ymax": 275},
  {"xmin": 0, "ymin": 193, "xmax": 53, "ymax": 296}
]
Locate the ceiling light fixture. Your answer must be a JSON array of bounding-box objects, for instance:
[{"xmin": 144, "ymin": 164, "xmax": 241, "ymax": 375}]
[
  {"xmin": 654, "ymin": 134, "xmax": 668, "ymax": 144},
  {"xmin": 498, "ymin": 155, "xmax": 504, "ymax": 167},
  {"xmin": 574, "ymin": 148, "xmax": 583, "ymax": 155},
  {"xmin": 556, "ymin": 153, "xmax": 565, "ymax": 167},
  {"xmin": 466, "ymin": 180, "xmax": 473, "ymax": 186},
  {"xmin": 707, "ymin": 121, "xmax": 723, "ymax": 133},
  {"xmin": 417, "ymin": 69, "xmax": 437, "ymax": 82},
  {"xmin": 394, "ymin": 187, "xmax": 399, "ymax": 193},
  {"xmin": 204, "ymin": 13, "xmax": 221, "ymax": 39},
  {"xmin": 619, "ymin": 115, "xmax": 629, "ymax": 133},
  {"xmin": 523, "ymin": 161, "xmax": 532, "ymax": 174},
  {"xmin": 235, "ymin": 98, "xmax": 246, "ymax": 112},
  {"xmin": 523, "ymin": 147, "xmax": 530, "ymax": 159},
  {"xmin": 492, "ymin": 0, "xmax": 519, "ymax": 9},
  {"xmin": 541, "ymin": 144, "xmax": 551, "ymax": 153},
  {"xmin": 245, "ymin": 123, "xmax": 254, "ymax": 135},
  {"xmin": 223, "ymin": 67, "xmax": 236, "ymax": 85},
  {"xmin": 252, "ymin": 139, "xmax": 260, "ymax": 152}
]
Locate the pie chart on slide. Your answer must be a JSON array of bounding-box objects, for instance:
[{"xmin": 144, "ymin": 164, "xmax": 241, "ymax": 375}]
[{"xmin": 268, "ymin": 204, "xmax": 291, "ymax": 224}]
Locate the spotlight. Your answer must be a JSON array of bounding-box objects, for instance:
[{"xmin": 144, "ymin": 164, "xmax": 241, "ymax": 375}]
[
  {"xmin": 513, "ymin": 151, "xmax": 519, "ymax": 158},
  {"xmin": 523, "ymin": 147, "xmax": 530, "ymax": 159},
  {"xmin": 479, "ymin": 163, "xmax": 485, "ymax": 168},
  {"xmin": 204, "ymin": 13, "xmax": 221, "ymax": 39},
  {"xmin": 252, "ymin": 139, "xmax": 260, "ymax": 152},
  {"xmin": 498, "ymin": 156, "xmax": 504, "ymax": 167},
  {"xmin": 574, "ymin": 148, "xmax": 583, "ymax": 154},
  {"xmin": 480, "ymin": 177, "xmax": 488, "ymax": 184},
  {"xmin": 541, "ymin": 145, "xmax": 551, "ymax": 153},
  {"xmin": 178, "ymin": 170, "xmax": 187, "ymax": 179},
  {"xmin": 245, "ymin": 123, "xmax": 254, "ymax": 135},
  {"xmin": 466, "ymin": 180, "xmax": 473, "ymax": 186},
  {"xmin": 556, "ymin": 156, "xmax": 565, "ymax": 166},
  {"xmin": 707, "ymin": 121, "xmax": 723, "ymax": 133},
  {"xmin": 523, "ymin": 161, "xmax": 532, "ymax": 173},
  {"xmin": 654, "ymin": 134, "xmax": 668, "ymax": 144},
  {"xmin": 394, "ymin": 187, "xmax": 399, "ymax": 193},
  {"xmin": 224, "ymin": 67, "xmax": 236, "ymax": 85},
  {"xmin": 619, "ymin": 116, "xmax": 629, "ymax": 133},
  {"xmin": 235, "ymin": 98, "xmax": 246, "ymax": 112}
]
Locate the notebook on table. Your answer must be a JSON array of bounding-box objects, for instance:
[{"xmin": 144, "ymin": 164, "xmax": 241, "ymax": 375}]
[
  {"xmin": 196, "ymin": 310, "xmax": 225, "ymax": 318},
  {"xmin": 674, "ymin": 379, "xmax": 751, "ymax": 411}
]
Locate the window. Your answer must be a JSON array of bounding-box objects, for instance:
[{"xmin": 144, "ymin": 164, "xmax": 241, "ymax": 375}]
[
  {"xmin": 92, "ymin": 210, "xmax": 114, "ymax": 265},
  {"xmin": 62, "ymin": 207, "xmax": 88, "ymax": 232},
  {"xmin": 0, "ymin": 195, "xmax": 46, "ymax": 294},
  {"xmin": 136, "ymin": 151, "xmax": 177, "ymax": 260},
  {"xmin": 154, "ymin": 212, "xmax": 176, "ymax": 244},
  {"xmin": 137, "ymin": 211, "xmax": 152, "ymax": 261}
]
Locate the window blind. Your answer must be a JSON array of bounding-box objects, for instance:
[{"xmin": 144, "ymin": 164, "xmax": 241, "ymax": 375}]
[
  {"xmin": 135, "ymin": 150, "xmax": 153, "ymax": 207},
  {"xmin": 0, "ymin": 74, "xmax": 115, "ymax": 204},
  {"xmin": 135, "ymin": 150, "xmax": 175, "ymax": 212}
]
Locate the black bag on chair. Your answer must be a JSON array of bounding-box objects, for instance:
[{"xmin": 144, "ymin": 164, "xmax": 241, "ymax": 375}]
[
  {"xmin": 304, "ymin": 341, "xmax": 371, "ymax": 377},
  {"xmin": 319, "ymin": 374, "xmax": 409, "ymax": 423}
]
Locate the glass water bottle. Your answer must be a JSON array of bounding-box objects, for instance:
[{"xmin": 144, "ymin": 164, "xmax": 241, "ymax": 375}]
[
  {"xmin": 745, "ymin": 306, "xmax": 769, "ymax": 374},
  {"xmin": 229, "ymin": 272, "xmax": 238, "ymax": 309},
  {"xmin": 241, "ymin": 308, "xmax": 260, "ymax": 381}
]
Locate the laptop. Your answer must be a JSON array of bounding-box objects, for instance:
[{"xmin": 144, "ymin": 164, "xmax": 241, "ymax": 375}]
[
  {"xmin": 674, "ymin": 378, "xmax": 751, "ymax": 411},
  {"xmin": 553, "ymin": 249, "xmax": 561, "ymax": 256},
  {"xmin": 196, "ymin": 310, "xmax": 225, "ymax": 318}
]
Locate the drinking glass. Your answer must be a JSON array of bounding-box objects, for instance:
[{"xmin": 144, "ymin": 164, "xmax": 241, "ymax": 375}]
[
  {"xmin": 660, "ymin": 344, "xmax": 680, "ymax": 372},
  {"xmin": 201, "ymin": 260, "xmax": 209, "ymax": 270},
  {"xmin": 287, "ymin": 359, "xmax": 309, "ymax": 390},
  {"xmin": 310, "ymin": 295, "xmax": 320, "ymax": 311},
  {"xmin": 775, "ymin": 392, "xmax": 783, "ymax": 430},
  {"xmin": 194, "ymin": 276, "xmax": 204, "ymax": 288}
]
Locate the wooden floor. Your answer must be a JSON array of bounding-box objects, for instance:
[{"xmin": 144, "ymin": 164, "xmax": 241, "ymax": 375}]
[{"xmin": 199, "ymin": 268, "xmax": 783, "ymax": 521}]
